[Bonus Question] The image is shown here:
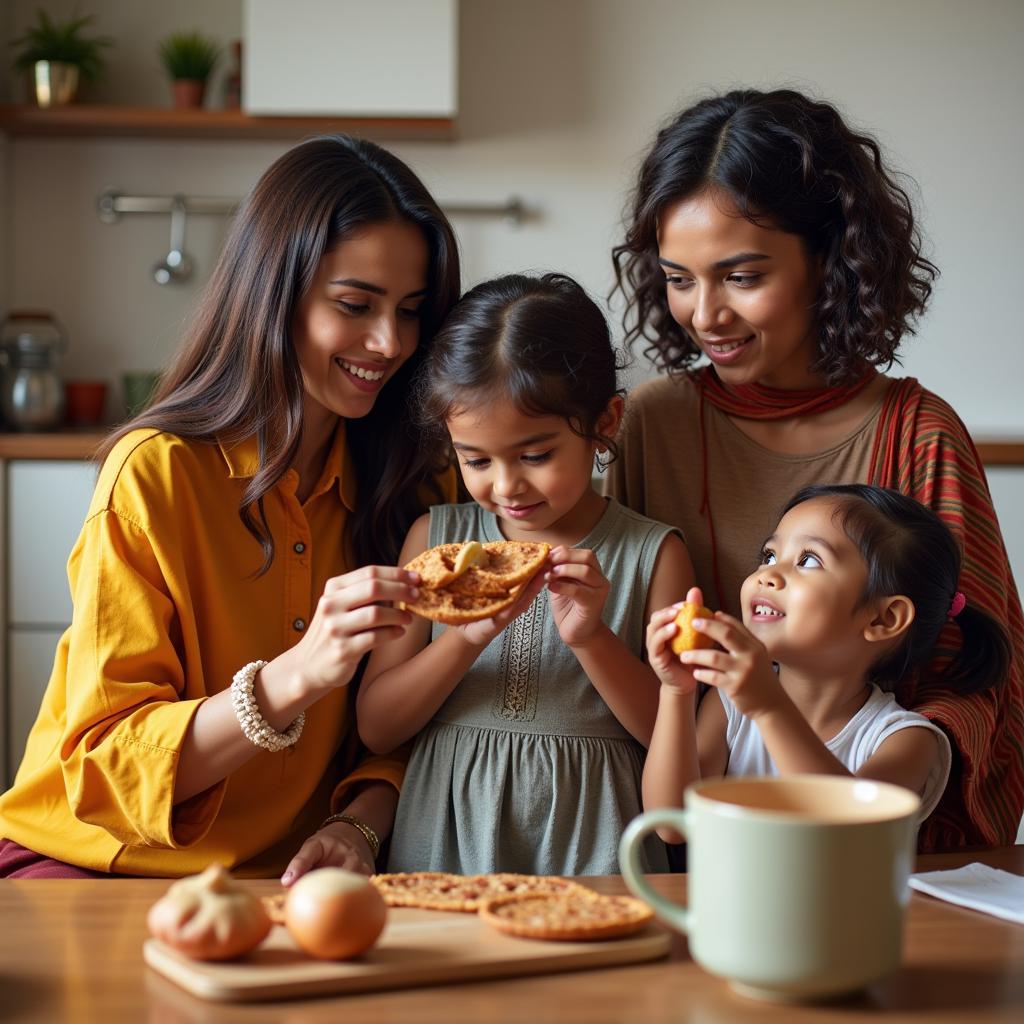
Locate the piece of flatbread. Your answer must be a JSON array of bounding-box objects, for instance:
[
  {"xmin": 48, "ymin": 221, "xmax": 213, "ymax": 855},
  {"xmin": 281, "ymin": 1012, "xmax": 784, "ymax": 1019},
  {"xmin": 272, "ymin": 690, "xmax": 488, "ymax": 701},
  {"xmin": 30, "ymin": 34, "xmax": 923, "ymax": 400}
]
[
  {"xmin": 478, "ymin": 892, "xmax": 655, "ymax": 941},
  {"xmin": 369, "ymin": 871, "xmax": 593, "ymax": 913},
  {"xmin": 401, "ymin": 540, "xmax": 550, "ymax": 625}
]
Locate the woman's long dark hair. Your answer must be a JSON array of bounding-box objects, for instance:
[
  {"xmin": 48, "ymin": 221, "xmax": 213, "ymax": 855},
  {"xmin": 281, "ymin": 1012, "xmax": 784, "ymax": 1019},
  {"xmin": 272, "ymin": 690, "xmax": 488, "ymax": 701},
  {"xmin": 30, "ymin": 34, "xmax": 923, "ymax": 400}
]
[
  {"xmin": 415, "ymin": 273, "xmax": 624, "ymax": 463},
  {"xmin": 100, "ymin": 135, "xmax": 460, "ymax": 571},
  {"xmin": 783, "ymin": 484, "xmax": 1009, "ymax": 694},
  {"xmin": 612, "ymin": 89, "xmax": 938, "ymax": 384}
]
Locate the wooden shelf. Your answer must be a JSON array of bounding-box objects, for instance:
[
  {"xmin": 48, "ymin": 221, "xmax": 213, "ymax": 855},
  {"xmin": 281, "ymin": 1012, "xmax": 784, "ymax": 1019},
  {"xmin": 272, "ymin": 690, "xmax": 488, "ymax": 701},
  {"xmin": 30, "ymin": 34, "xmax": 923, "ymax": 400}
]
[
  {"xmin": 0, "ymin": 429, "xmax": 109, "ymax": 460},
  {"xmin": 975, "ymin": 440, "xmax": 1024, "ymax": 466},
  {"xmin": 0, "ymin": 432, "xmax": 1020, "ymax": 466},
  {"xmin": 0, "ymin": 105, "xmax": 456, "ymax": 142}
]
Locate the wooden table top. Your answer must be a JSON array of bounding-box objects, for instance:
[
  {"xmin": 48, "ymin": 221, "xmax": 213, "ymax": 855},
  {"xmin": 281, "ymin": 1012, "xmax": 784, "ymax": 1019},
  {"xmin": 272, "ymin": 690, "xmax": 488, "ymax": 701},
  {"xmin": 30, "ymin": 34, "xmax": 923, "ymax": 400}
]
[{"xmin": 2, "ymin": 847, "xmax": 1021, "ymax": 1023}]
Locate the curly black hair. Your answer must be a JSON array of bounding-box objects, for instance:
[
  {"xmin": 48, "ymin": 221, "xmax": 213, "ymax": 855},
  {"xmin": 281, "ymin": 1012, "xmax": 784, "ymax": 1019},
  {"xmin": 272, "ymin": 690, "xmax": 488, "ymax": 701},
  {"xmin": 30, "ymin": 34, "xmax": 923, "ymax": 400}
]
[{"xmin": 611, "ymin": 89, "xmax": 939, "ymax": 384}]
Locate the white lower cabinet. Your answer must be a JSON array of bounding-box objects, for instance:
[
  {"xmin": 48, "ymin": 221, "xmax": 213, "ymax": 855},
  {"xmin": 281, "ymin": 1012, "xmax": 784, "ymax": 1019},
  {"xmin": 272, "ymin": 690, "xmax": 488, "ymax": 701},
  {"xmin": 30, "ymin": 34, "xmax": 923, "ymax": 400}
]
[
  {"xmin": 8, "ymin": 627, "xmax": 65, "ymax": 779},
  {"xmin": 987, "ymin": 468, "xmax": 1024, "ymax": 597},
  {"xmin": 3, "ymin": 460, "xmax": 97, "ymax": 788}
]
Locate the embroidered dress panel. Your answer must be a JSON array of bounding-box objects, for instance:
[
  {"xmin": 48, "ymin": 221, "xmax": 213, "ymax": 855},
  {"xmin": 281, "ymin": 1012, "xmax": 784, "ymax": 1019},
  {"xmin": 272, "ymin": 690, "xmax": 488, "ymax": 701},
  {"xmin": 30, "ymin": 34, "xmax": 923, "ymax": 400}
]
[{"xmin": 495, "ymin": 594, "xmax": 544, "ymax": 721}]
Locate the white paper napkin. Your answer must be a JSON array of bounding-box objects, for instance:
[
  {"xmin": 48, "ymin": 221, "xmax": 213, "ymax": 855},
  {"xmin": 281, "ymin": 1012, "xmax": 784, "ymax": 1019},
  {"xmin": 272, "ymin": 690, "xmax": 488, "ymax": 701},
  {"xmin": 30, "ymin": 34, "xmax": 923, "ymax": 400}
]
[{"xmin": 909, "ymin": 862, "xmax": 1024, "ymax": 924}]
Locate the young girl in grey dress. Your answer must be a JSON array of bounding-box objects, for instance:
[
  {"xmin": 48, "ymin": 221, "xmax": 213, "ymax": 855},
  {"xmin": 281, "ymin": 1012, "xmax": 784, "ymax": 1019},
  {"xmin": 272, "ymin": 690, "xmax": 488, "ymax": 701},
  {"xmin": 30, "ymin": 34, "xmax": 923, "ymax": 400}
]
[{"xmin": 357, "ymin": 273, "xmax": 694, "ymax": 875}]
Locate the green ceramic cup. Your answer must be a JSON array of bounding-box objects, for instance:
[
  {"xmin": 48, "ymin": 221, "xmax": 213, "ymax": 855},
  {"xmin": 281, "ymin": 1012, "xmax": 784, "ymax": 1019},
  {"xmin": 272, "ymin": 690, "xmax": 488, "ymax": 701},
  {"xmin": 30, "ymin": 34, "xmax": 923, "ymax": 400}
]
[
  {"xmin": 122, "ymin": 371, "xmax": 161, "ymax": 417},
  {"xmin": 619, "ymin": 775, "xmax": 920, "ymax": 1002}
]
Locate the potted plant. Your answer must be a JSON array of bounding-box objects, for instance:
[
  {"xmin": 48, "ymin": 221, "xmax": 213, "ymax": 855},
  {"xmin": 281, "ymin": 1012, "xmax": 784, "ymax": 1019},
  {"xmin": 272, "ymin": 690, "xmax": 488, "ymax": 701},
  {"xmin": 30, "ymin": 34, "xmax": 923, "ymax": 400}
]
[
  {"xmin": 10, "ymin": 9, "xmax": 112, "ymax": 107},
  {"xmin": 158, "ymin": 30, "xmax": 221, "ymax": 109}
]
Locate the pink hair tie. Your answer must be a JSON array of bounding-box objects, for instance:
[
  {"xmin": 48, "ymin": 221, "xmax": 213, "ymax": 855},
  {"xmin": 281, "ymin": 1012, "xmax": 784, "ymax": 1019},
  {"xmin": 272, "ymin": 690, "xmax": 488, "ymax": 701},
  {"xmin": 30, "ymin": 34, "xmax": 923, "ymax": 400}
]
[{"xmin": 949, "ymin": 591, "xmax": 966, "ymax": 618}]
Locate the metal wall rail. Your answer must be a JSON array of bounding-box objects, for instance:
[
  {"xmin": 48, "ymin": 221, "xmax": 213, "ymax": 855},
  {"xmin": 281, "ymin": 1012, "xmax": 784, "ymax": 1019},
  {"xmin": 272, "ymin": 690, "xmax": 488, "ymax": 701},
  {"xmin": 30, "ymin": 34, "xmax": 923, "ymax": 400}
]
[{"xmin": 97, "ymin": 188, "xmax": 525, "ymax": 226}]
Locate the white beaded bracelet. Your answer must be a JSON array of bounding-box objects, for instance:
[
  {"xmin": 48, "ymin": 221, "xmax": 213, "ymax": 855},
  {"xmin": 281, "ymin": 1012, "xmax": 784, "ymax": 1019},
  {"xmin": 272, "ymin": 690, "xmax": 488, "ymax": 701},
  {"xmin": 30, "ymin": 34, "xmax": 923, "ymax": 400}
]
[{"xmin": 230, "ymin": 660, "xmax": 305, "ymax": 752}]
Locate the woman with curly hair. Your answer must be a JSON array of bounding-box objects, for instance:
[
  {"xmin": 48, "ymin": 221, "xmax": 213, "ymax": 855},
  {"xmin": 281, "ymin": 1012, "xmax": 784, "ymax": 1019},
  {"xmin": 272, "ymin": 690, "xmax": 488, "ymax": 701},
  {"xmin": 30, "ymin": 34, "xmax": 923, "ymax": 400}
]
[{"xmin": 607, "ymin": 88, "xmax": 1023, "ymax": 851}]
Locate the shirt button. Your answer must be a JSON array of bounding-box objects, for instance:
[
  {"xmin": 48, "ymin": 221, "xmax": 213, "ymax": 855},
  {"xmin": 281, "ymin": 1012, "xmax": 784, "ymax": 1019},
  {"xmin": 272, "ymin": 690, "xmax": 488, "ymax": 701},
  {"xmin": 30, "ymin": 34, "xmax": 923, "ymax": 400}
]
[
  {"xmin": 293, "ymin": 542, "xmax": 306, "ymax": 554},
  {"xmin": 293, "ymin": 618, "xmax": 306, "ymax": 632}
]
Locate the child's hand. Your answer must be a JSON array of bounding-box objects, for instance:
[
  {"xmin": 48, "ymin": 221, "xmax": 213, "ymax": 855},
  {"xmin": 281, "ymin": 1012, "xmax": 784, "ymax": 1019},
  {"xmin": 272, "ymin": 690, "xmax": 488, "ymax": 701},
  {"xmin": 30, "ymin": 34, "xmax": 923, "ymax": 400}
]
[
  {"xmin": 646, "ymin": 613, "xmax": 697, "ymax": 696},
  {"xmin": 678, "ymin": 612, "xmax": 782, "ymax": 718},
  {"xmin": 546, "ymin": 546, "xmax": 609, "ymax": 647},
  {"xmin": 456, "ymin": 561, "xmax": 549, "ymax": 647}
]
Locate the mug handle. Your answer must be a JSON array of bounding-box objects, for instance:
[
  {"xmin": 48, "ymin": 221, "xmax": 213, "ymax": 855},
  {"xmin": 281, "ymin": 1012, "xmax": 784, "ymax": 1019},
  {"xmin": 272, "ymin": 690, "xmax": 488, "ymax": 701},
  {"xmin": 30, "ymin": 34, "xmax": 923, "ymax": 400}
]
[{"xmin": 618, "ymin": 809, "xmax": 693, "ymax": 935}]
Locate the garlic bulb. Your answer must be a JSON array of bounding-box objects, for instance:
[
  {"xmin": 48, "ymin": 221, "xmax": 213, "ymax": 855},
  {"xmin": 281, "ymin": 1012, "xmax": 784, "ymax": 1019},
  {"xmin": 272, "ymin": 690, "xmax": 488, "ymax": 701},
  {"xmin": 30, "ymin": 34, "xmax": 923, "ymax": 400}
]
[{"xmin": 147, "ymin": 863, "xmax": 271, "ymax": 961}]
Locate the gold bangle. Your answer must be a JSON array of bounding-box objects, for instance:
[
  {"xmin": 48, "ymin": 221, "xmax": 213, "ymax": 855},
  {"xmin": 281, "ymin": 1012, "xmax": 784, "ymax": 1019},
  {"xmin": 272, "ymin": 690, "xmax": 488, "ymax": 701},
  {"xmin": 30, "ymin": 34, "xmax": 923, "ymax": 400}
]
[{"xmin": 320, "ymin": 813, "xmax": 381, "ymax": 860}]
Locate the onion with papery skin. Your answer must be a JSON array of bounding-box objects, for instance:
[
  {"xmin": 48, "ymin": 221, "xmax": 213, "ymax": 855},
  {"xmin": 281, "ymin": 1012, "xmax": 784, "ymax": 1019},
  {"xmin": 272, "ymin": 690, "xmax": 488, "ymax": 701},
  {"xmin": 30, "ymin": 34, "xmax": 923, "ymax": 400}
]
[
  {"xmin": 284, "ymin": 867, "xmax": 387, "ymax": 960},
  {"xmin": 147, "ymin": 864, "xmax": 271, "ymax": 961}
]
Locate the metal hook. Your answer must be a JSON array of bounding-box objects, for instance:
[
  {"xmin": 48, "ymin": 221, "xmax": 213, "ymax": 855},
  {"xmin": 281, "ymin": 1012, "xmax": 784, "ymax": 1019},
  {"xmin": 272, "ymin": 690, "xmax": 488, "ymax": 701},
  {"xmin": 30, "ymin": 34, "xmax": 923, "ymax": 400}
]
[{"xmin": 153, "ymin": 196, "xmax": 194, "ymax": 285}]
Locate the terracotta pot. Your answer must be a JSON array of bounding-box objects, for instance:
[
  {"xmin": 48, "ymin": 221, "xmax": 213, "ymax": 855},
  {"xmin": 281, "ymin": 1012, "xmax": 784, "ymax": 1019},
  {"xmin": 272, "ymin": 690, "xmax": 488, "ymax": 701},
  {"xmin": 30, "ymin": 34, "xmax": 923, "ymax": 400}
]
[
  {"xmin": 171, "ymin": 79, "xmax": 206, "ymax": 109},
  {"xmin": 63, "ymin": 380, "xmax": 108, "ymax": 426}
]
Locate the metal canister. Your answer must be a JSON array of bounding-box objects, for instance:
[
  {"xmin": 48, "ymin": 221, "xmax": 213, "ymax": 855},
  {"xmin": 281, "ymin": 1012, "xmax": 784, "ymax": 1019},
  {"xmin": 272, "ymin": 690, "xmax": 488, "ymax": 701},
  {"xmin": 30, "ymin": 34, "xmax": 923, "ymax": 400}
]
[{"xmin": 0, "ymin": 311, "xmax": 67, "ymax": 430}]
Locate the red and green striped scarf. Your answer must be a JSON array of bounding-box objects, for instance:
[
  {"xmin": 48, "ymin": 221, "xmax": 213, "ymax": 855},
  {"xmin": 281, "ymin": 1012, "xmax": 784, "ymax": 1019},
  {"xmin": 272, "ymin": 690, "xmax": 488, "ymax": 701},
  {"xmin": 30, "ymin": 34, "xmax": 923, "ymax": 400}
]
[{"xmin": 869, "ymin": 378, "xmax": 1024, "ymax": 850}]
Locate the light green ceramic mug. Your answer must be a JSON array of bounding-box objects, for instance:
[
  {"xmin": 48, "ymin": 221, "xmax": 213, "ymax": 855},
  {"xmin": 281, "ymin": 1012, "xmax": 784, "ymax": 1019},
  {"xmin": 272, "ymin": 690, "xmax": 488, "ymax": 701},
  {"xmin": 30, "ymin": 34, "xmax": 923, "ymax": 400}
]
[{"xmin": 619, "ymin": 775, "xmax": 920, "ymax": 1002}]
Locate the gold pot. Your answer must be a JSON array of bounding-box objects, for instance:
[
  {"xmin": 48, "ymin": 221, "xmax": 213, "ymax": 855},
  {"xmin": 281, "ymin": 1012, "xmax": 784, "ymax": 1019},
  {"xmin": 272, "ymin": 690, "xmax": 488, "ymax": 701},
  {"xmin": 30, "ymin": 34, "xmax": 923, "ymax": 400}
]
[{"xmin": 32, "ymin": 61, "xmax": 80, "ymax": 107}]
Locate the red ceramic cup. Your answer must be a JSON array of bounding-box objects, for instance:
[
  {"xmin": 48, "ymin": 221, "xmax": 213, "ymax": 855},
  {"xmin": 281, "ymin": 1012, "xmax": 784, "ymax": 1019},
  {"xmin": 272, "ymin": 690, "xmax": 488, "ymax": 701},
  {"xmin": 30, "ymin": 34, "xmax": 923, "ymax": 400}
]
[{"xmin": 63, "ymin": 380, "xmax": 108, "ymax": 426}]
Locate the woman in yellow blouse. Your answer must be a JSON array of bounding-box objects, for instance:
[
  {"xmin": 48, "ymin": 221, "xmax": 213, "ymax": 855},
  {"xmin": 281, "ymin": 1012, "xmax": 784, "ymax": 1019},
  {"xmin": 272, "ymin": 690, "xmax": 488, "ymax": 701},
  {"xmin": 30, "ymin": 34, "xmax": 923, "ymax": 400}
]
[{"xmin": 0, "ymin": 136, "xmax": 460, "ymax": 880}]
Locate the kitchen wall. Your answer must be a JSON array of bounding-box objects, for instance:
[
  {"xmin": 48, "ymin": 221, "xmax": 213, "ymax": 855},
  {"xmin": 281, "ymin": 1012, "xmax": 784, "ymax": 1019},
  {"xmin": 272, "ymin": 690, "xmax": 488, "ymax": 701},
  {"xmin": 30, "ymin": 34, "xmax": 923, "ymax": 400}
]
[
  {"xmin": 0, "ymin": 0, "xmax": 1020, "ymax": 416},
  {"xmin": 0, "ymin": 4, "xmax": 9, "ymax": 320},
  {"xmin": 2, "ymin": 0, "xmax": 1022, "ymax": 428},
  {"xmin": 2, "ymin": 2, "xmax": 1023, "ymax": 411}
]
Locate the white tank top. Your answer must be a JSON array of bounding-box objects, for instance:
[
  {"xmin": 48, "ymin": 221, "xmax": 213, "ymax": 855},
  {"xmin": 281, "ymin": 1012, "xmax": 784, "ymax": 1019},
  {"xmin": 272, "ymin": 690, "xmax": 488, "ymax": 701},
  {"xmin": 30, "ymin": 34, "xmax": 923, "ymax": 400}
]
[{"xmin": 720, "ymin": 684, "xmax": 952, "ymax": 823}]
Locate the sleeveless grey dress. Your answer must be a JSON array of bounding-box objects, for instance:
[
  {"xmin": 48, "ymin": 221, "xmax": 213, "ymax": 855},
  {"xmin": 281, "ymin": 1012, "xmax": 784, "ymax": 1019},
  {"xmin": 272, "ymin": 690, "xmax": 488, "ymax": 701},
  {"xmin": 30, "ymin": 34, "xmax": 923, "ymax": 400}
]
[{"xmin": 386, "ymin": 498, "xmax": 674, "ymax": 875}]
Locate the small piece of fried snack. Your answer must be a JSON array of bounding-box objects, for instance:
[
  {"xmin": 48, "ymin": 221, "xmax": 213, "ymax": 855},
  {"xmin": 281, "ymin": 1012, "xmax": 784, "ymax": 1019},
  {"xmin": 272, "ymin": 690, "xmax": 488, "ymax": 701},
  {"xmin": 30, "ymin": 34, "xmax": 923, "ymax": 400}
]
[
  {"xmin": 401, "ymin": 540, "xmax": 550, "ymax": 625},
  {"xmin": 670, "ymin": 602, "xmax": 715, "ymax": 655},
  {"xmin": 478, "ymin": 892, "xmax": 654, "ymax": 941}
]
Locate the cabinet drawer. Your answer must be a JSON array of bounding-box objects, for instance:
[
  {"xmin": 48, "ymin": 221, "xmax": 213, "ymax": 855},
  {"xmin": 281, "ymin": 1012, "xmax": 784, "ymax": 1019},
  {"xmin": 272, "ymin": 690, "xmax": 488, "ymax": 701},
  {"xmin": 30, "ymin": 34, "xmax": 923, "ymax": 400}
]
[{"xmin": 8, "ymin": 461, "xmax": 97, "ymax": 625}]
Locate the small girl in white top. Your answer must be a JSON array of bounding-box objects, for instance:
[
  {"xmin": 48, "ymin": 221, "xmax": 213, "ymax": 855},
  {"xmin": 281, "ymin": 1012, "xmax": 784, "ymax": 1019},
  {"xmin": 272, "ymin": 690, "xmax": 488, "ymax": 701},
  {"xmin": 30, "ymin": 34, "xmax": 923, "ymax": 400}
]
[{"xmin": 644, "ymin": 484, "xmax": 1010, "ymax": 833}]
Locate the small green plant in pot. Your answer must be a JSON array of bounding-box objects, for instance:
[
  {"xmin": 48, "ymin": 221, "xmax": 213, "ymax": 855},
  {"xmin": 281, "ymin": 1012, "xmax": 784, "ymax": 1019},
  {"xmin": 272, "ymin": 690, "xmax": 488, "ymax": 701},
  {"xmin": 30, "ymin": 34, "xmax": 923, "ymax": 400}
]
[
  {"xmin": 158, "ymin": 30, "xmax": 221, "ymax": 109},
  {"xmin": 10, "ymin": 9, "xmax": 112, "ymax": 107}
]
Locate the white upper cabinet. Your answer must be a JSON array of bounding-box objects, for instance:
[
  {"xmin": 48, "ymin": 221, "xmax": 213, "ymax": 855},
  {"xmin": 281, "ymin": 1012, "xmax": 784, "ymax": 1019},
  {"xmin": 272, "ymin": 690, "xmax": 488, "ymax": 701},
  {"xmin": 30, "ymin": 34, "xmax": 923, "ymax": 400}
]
[{"xmin": 243, "ymin": 0, "xmax": 458, "ymax": 117}]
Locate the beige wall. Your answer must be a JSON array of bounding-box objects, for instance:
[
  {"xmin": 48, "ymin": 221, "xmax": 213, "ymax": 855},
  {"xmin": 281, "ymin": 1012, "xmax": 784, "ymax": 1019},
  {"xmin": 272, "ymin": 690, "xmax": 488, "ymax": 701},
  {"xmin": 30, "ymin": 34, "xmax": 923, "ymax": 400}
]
[
  {"xmin": 0, "ymin": 3, "xmax": 9, "ymax": 318},
  {"xmin": 1, "ymin": 0, "xmax": 1023, "ymax": 432}
]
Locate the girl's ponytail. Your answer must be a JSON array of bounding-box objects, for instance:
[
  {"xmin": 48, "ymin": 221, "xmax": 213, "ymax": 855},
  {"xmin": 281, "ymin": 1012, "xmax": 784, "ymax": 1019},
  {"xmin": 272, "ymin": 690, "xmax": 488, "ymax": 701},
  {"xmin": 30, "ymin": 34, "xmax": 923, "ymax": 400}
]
[{"xmin": 945, "ymin": 602, "xmax": 1011, "ymax": 695}]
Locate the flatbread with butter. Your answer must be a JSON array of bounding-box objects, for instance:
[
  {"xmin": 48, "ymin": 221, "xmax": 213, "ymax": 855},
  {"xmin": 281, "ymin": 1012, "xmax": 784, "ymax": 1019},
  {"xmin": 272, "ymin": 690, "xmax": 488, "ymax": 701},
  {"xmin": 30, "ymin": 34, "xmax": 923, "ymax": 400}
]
[{"xmin": 401, "ymin": 540, "xmax": 550, "ymax": 625}]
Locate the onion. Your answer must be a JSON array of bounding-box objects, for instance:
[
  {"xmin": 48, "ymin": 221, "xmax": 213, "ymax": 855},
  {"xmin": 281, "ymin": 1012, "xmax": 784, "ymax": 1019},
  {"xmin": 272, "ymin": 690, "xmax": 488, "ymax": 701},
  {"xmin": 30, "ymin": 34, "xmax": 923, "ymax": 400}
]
[{"xmin": 284, "ymin": 867, "xmax": 387, "ymax": 960}]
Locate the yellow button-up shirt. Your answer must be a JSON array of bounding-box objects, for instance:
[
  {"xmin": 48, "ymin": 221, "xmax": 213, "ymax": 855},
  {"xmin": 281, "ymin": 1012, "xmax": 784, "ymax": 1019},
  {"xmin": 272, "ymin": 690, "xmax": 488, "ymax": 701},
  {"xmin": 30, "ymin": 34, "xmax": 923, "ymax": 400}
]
[{"xmin": 0, "ymin": 424, "xmax": 437, "ymax": 876}]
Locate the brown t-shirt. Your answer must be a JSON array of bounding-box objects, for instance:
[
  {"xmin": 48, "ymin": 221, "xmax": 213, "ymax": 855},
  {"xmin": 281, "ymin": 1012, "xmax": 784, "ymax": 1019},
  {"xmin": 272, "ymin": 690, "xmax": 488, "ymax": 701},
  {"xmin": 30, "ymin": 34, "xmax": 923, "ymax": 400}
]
[{"xmin": 605, "ymin": 374, "xmax": 882, "ymax": 614}]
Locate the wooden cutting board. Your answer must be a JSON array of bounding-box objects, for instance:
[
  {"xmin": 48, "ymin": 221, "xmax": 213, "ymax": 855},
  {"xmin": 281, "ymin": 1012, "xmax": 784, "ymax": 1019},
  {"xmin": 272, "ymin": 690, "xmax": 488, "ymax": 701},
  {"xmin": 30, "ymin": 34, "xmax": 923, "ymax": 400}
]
[{"xmin": 144, "ymin": 905, "xmax": 671, "ymax": 1002}]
